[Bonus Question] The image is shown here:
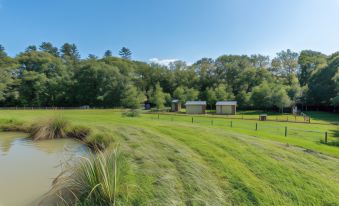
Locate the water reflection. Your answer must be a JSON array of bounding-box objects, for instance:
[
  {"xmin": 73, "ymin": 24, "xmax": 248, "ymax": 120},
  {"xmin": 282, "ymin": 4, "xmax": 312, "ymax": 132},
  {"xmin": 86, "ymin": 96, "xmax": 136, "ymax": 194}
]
[{"xmin": 0, "ymin": 132, "xmax": 89, "ymax": 206}]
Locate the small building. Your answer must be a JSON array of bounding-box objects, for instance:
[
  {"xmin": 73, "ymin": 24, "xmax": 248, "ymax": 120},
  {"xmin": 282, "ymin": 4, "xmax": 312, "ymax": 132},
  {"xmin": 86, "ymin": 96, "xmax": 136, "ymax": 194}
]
[
  {"xmin": 171, "ymin": 100, "xmax": 181, "ymax": 112},
  {"xmin": 216, "ymin": 101, "xmax": 237, "ymax": 115},
  {"xmin": 185, "ymin": 101, "xmax": 206, "ymax": 114},
  {"xmin": 259, "ymin": 114, "xmax": 267, "ymax": 121}
]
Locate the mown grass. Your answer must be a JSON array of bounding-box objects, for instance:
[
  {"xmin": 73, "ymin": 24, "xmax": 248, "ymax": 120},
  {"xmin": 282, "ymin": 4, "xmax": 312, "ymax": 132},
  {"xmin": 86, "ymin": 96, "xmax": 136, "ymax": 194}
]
[{"xmin": 0, "ymin": 109, "xmax": 338, "ymax": 205}]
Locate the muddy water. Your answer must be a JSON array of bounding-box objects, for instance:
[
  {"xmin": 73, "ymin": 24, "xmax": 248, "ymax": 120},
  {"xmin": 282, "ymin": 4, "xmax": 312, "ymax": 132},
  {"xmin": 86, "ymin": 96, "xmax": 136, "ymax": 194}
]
[{"xmin": 0, "ymin": 132, "xmax": 89, "ymax": 206}]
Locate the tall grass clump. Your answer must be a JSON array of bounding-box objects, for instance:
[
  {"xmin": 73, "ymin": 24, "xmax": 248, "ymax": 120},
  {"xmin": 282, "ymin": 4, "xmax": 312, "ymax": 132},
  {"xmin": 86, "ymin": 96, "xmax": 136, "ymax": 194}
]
[
  {"xmin": 122, "ymin": 109, "xmax": 141, "ymax": 117},
  {"xmin": 45, "ymin": 148, "xmax": 133, "ymax": 206},
  {"xmin": 30, "ymin": 117, "xmax": 69, "ymax": 140}
]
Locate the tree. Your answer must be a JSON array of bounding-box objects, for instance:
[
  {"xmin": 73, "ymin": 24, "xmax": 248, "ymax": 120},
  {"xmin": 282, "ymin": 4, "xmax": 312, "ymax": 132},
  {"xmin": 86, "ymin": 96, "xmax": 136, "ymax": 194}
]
[
  {"xmin": 250, "ymin": 82, "xmax": 273, "ymax": 110},
  {"xmin": 25, "ymin": 45, "xmax": 37, "ymax": 52},
  {"xmin": 173, "ymin": 86, "xmax": 186, "ymax": 103},
  {"xmin": 121, "ymin": 84, "xmax": 146, "ymax": 109},
  {"xmin": 298, "ymin": 50, "xmax": 327, "ymax": 86},
  {"xmin": 60, "ymin": 43, "xmax": 80, "ymax": 61},
  {"xmin": 150, "ymin": 82, "xmax": 166, "ymax": 109},
  {"xmin": 104, "ymin": 50, "xmax": 112, "ymax": 57},
  {"xmin": 271, "ymin": 49, "xmax": 299, "ymax": 84},
  {"xmin": 205, "ymin": 88, "xmax": 216, "ymax": 109},
  {"xmin": 185, "ymin": 87, "xmax": 199, "ymax": 101},
  {"xmin": 119, "ymin": 47, "xmax": 132, "ymax": 60},
  {"xmin": 19, "ymin": 71, "xmax": 48, "ymax": 106},
  {"xmin": 272, "ymin": 87, "xmax": 291, "ymax": 113},
  {"xmin": 39, "ymin": 42, "xmax": 59, "ymax": 57},
  {"xmin": 0, "ymin": 45, "xmax": 7, "ymax": 59}
]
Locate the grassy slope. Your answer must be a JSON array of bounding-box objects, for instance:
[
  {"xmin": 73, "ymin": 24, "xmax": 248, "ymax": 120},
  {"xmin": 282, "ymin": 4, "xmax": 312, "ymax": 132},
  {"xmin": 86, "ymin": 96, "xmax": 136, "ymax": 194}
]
[{"xmin": 0, "ymin": 110, "xmax": 339, "ymax": 205}]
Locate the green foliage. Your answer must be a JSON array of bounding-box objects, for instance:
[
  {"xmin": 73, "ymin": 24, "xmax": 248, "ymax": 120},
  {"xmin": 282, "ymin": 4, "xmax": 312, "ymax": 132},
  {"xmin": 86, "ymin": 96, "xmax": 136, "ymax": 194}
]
[
  {"xmin": 150, "ymin": 82, "xmax": 166, "ymax": 109},
  {"xmin": 0, "ymin": 43, "xmax": 337, "ymax": 110},
  {"xmin": 67, "ymin": 125, "xmax": 92, "ymax": 140},
  {"xmin": 121, "ymin": 84, "xmax": 145, "ymax": 109},
  {"xmin": 122, "ymin": 109, "xmax": 141, "ymax": 117},
  {"xmin": 119, "ymin": 47, "xmax": 132, "ymax": 59}
]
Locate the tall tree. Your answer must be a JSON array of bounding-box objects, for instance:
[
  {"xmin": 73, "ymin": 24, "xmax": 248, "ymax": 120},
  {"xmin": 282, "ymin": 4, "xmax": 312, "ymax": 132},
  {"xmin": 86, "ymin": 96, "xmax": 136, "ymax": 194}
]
[
  {"xmin": 121, "ymin": 84, "xmax": 146, "ymax": 109},
  {"xmin": 150, "ymin": 82, "xmax": 166, "ymax": 109},
  {"xmin": 60, "ymin": 43, "xmax": 80, "ymax": 61},
  {"xmin": 104, "ymin": 50, "xmax": 113, "ymax": 57},
  {"xmin": 39, "ymin": 42, "xmax": 59, "ymax": 57},
  {"xmin": 271, "ymin": 49, "xmax": 299, "ymax": 84},
  {"xmin": 119, "ymin": 47, "xmax": 132, "ymax": 60},
  {"xmin": 25, "ymin": 45, "xmax": 37, "ymax": 52},
  {"xmin": 298, "ymin": 50, "xmax": 327, "ymax": 86}
]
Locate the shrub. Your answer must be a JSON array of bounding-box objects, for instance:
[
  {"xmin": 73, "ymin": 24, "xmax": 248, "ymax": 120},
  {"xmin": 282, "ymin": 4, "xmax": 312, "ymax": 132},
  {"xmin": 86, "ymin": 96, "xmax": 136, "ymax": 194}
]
[
  {"xmin": 86, "ymin": 131, "xmax": 115, "ymax": 150},
  {"xmin": 67, "ymin": 125, "xmax": 92, "ymax": 140},
  {"xmin": 122, "ymin": 109, "xmax": 141, "ymax": 117},
  {"xmin": 44, "ymin": 148, "xmax": 132, "ymax": 205},
  {"xmin": 30, "ymin": 117, "xmax": 69, "ymax": 140},
  {"xmin": 0, "ymin": 119, "xmax": 30, "ymax": 133}
]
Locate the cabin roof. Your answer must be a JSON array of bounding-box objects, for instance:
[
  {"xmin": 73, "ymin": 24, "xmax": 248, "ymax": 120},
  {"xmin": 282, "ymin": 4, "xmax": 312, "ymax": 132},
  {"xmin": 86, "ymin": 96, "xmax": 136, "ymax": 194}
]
[
  {"xmin": 216, "ymin": 101, "xmax": 237, "ymax": 106},
  {"xmin": 185, "ymin": 101, "xmax": 206, "ymax": 105}
]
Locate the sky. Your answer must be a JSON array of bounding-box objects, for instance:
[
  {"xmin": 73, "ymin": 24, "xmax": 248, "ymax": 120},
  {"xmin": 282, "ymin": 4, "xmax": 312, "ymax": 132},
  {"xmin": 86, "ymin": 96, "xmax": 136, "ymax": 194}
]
[{"xmin": 0, "ymin": 0, "xmax": 339, "ymax": 65}]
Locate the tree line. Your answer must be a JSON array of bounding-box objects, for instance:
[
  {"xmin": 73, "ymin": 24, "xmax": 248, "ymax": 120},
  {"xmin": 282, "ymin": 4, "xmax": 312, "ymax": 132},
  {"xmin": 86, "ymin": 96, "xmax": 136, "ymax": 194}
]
[{"xmin": 0, "ymin": 42, "xmax": 338, "ymax": 111}]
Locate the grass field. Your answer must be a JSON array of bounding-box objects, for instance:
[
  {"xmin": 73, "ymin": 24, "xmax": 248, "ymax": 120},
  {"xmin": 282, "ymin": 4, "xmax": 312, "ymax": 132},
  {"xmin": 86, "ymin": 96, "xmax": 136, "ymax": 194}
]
[{"xmin": 0, "ymin": 109, "xmax": 339, "ymax": 205}]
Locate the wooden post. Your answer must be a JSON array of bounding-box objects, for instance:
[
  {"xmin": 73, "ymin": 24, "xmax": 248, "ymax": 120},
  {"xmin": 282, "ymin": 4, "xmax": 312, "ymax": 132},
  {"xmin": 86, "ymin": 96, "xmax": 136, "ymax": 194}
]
[
  {"xmin": 231, "ymin": 121, "xmax": 233, "ymax": 128},
  {"xmin": 285, "ymin": 126, "xmax": 287, "ymax": 137},
  {"xmin": 256, "ymin": 123, "xmax": 258, "ymax": 131},
  {"xmin": 325, "ymin": 132, "xmax": 328, "ymax": 143},
  {"xmin": 192, "ymin": 117, "xmax": 193, "ymax": 123}
]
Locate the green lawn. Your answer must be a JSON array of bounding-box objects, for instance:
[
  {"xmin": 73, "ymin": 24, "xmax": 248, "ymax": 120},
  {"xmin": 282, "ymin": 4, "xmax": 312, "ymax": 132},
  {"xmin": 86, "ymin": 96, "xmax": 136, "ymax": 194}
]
[{"xmin": 0, "ymin": 109, "xmax": 339, "ymax": 205}]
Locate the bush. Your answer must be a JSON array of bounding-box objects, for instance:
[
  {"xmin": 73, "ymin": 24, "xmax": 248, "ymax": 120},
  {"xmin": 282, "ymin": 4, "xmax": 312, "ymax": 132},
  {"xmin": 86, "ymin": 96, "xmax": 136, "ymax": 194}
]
[
  {"xmin": 67, "ymin": 125, "xmax": 92, "ymax": 140},
  {"xmin": 44, "ymin": 149, "xmax": 132, "ymax": 205},
  {"xmin": 86, "ymin": 131, "xmax": 115, "ymax": 150},
  {"xmin": 122, "ymin": 109, "xmax": 141, "ymax": 117},
  {"xmin": 0, "ymin": 119, "xmax": 30, "ymax": 133},
  {"xmin": 30, "ymin": 117, "xmax": 69, "ymax": 140}
]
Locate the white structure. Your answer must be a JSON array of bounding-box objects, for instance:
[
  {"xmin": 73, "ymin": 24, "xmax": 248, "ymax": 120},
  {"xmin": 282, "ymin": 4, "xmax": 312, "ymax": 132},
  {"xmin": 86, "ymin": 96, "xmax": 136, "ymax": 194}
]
[
  {"xmin": 216, "ymin": 101, "xmax": 237, "ymax": 115},
  {"xmin": 185, "ymin": 101, "xmax": 206, "ymax": 114}
]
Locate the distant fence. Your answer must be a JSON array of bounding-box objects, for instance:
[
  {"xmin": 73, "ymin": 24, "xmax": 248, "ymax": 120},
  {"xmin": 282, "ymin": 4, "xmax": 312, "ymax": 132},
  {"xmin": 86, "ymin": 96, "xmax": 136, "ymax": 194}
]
[
  {"xmin": 146, "ymin": 113, "xmax": 338, "ymax": 144},
  {"xmin": 0, "ymin": 106, "xmax": 125, "ymax": 110},
  {"xmin": 147, "ymin": 111, "xmax": 313, "ymax": 124}
]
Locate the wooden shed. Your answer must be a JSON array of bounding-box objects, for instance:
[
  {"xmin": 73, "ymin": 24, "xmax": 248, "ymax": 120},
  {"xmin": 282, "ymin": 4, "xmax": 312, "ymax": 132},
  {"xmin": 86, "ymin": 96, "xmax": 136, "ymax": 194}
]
[
  {"xmin": 216, "ymin": 101, "xmax": 237, "ymax": 115},
  {"xmin": 171, "ymin": 100, "xmax": 181, "ymax": 112},
  {"xmin": 185, "ymin": 101, "xmax": 206, "ymax": 114}
]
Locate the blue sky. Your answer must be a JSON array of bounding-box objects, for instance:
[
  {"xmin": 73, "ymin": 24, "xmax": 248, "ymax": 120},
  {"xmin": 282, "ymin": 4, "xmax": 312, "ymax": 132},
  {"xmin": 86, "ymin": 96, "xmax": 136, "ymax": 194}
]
[{"xmin": 0, "ymin": 0, "xmax": 339, "ymax": 64}]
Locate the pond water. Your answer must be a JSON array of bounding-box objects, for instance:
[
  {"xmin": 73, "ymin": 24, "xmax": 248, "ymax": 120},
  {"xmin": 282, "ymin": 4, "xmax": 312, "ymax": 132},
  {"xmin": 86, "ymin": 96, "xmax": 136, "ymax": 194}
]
[{"xmin": 0, "ymin": 132, "xmax": 89, "ymax": 206}]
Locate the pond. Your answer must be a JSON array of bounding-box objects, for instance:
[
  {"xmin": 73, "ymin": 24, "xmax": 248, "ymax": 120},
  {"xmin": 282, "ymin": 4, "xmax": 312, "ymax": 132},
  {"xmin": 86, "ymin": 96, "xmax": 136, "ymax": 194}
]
[{"xmin": 0, "ymin": 132, "xmax": 89, "ymax": 206}]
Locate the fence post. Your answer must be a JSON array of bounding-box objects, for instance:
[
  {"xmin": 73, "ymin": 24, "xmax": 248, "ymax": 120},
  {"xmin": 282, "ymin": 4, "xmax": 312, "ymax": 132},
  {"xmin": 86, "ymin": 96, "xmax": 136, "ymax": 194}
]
[
  {"xmin": 256, "ymin": 123, "xmax": 258, "ymax": 131},
  {"xmin": 285, "ymin": 126, "xmax": 287, "ymax": 137},
  {"xmin": 231, "ymin": 121, "xmax": 233, "ymax": 128},
  {"xmin": 325, "ymin": 132, "xmax": 328, "ymax": 143},
  {"xmin": 192, "ymin": 117, "xmax": 193, "ymax": 123}
]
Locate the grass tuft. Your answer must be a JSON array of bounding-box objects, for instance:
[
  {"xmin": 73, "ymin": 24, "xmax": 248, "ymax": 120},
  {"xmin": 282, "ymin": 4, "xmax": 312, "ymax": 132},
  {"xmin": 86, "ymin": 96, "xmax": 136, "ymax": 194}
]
[
  {"xmin": 122, "ymin": 109, "xmax": 141, "ymax": 117},
  {"xmin": 44, "ymin": 147, "xmax": 133, "ymax": 206},
  {"xmin": 30, "ymin": 117, "xmax": 69, "ymax": 140},
  {"xmin": 67, "ymin": 125, "xmax": 92, "ymax": 140}
]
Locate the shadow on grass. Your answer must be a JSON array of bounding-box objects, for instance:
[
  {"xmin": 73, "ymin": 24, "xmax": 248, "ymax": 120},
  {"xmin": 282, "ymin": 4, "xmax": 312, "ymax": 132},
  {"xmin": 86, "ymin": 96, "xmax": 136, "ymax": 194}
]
[{"xmin": 305, "ymin": 111, "xmax": 339, "ymax": 124}]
